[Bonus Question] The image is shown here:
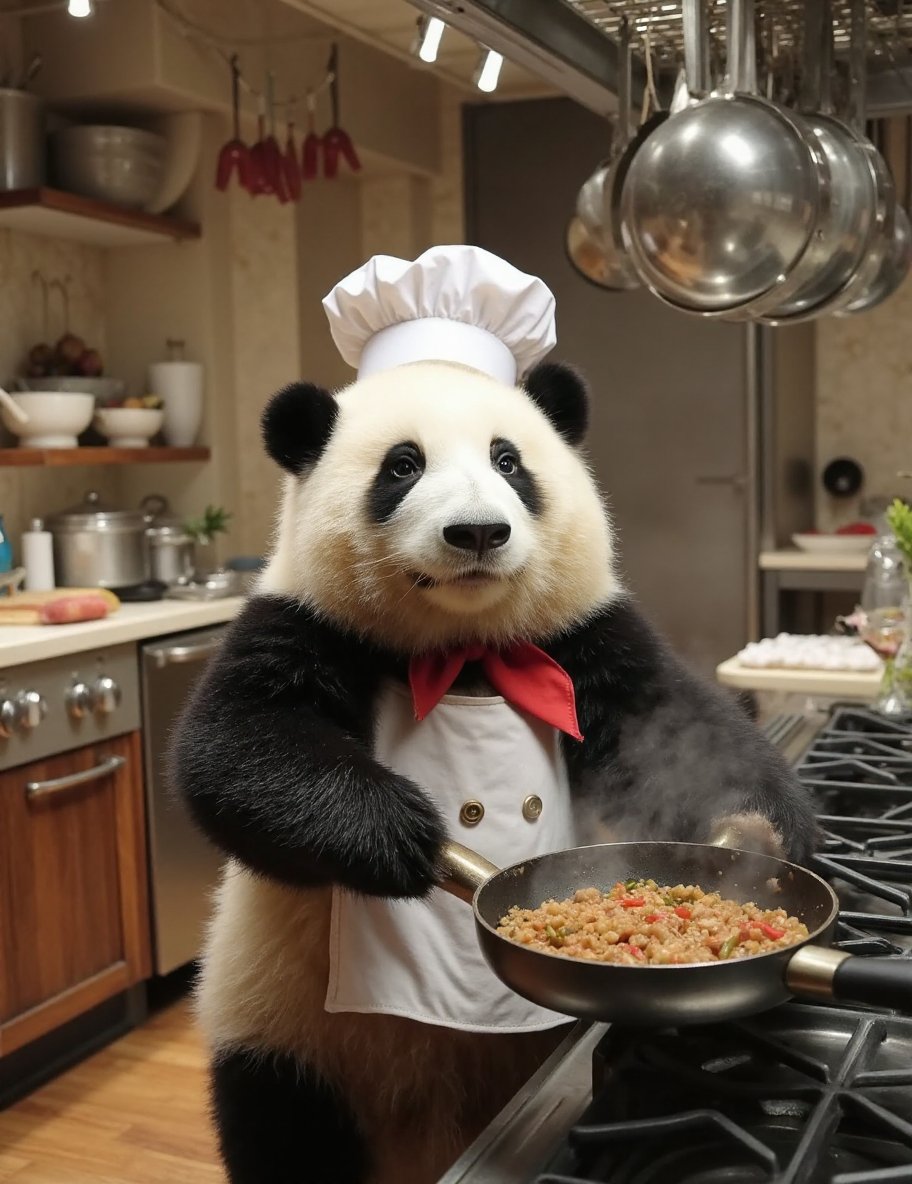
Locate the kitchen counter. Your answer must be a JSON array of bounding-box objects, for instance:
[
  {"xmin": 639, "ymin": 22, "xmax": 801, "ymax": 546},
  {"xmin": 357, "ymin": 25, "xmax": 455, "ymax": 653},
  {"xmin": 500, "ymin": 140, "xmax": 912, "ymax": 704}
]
[
  {"xmin": 0, "ymin": 596, "xmax": 246, "ymax": 667},
  {"xmin": 716, "ymin": 653, "xmax": 880, "ymax": 698},
  {"xmin": 759, "ymin": 548, "xmax": 869, "ymax": 572}
]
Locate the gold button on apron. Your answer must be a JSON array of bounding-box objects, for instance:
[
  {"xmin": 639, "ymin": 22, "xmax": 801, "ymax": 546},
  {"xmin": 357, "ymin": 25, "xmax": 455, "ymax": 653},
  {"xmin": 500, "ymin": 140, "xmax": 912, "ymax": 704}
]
[
  {"xmin": 459, "ymin": 799, "xmax": 485, "ymax": 826},
  {"xmin": 522, "ymin": 794, "xmax": 543, "ymax": 822}
]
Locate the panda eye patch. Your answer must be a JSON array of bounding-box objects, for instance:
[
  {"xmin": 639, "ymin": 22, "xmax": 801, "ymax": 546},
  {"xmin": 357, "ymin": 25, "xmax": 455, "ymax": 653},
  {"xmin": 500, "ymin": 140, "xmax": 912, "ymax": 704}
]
[
  {"xmin": 491, "ymin": 437, "xmax": 543, "ymax": 517},
  {"xmin": 369, "ymin": 443, "xmax": 425, "ymax": 523}
]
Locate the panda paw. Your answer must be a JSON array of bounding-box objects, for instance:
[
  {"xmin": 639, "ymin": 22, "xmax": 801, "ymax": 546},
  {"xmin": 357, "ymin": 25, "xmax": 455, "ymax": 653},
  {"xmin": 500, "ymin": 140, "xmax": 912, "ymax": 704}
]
[{"xmin": 350, "ymin": 782, "xmax": 449, "ymax": 900}]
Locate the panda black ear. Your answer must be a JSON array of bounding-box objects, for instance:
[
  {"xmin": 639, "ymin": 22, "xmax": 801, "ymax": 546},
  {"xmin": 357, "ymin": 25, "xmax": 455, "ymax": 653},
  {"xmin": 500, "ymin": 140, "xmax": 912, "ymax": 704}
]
[
  {"xmin": 523, "ymin": 362, "xmax": 589, "ymax": 446},
  {"xmin": 262, "ymin": 382, "xmax": 338, "ymax": 474}
]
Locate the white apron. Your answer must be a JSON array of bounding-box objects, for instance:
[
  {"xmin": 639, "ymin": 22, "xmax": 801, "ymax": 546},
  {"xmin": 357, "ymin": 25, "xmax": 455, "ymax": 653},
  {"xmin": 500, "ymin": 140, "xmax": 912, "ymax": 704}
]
[{"xmin": 325, "ymin": 681, "xmax": 577, "ymax": 1033}]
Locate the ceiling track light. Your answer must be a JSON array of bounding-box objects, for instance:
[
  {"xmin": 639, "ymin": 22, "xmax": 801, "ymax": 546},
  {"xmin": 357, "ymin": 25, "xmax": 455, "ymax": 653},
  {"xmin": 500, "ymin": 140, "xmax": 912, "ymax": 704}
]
[
  {"xmin": 68, "ymin": 0, "xmax": 93, "ymax": 15},
  {"xmin": 412, "ymin": 15, "xmax": 446, "ymax": 64},
  {"xmin": 473, "ymin": 46, "xmax": 503, "ymax": 93}
]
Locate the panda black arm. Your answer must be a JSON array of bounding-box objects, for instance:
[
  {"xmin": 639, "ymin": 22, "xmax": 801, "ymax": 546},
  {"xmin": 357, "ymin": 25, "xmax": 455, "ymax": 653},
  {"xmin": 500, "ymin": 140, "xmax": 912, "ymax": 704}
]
[
  {"xmin": 167, "ymin": 594, "xmax": 447, "ymax": 898},
  {"xmin": 546, "ymin": 597, "xmax": 819, "ymax": 866}
]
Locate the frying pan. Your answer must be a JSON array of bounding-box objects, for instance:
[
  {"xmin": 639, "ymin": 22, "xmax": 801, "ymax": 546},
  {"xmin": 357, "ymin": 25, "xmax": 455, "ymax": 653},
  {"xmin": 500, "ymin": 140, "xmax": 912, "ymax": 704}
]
[{"xmin": 439, "ymin": 840, "xmax": 912, "ymax": 1027}]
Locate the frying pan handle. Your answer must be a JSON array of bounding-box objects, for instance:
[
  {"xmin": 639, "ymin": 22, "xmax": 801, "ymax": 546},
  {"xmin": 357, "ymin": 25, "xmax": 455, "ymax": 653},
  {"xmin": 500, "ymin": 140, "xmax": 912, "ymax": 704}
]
[
  {"xmin": 832, "ymin": 956, "xmax": 912, "ymax": 1013},
  {"xmin": 438, "ymin": 841, "xmax": 499, "ymax": 904},
  {"xmin": 786, "ymin": 946, "xmax": 912, "ymax": 1013}
]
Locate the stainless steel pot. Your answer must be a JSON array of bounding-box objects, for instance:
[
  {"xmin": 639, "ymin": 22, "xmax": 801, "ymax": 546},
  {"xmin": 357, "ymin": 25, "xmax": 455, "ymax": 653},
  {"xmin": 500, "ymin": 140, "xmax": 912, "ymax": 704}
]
[
  {"xmin": 0, "ymin": 88, "xmax": 44, "ymax": 190},
  {"xmin": 46, "ymin": 490, "xmax": 149, "ymax": 589},
  {"xmin": 141, "ymin": 494, "xmax": 195, "ymax": 586},
  {"xmin": 620, "ymin": 0, "xmax": 829, "ymax": 318}
]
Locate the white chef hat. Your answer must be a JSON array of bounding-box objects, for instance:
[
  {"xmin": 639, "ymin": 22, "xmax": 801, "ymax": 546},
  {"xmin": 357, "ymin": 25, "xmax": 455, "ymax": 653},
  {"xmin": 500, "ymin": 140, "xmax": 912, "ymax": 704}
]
[{"xmin": 322, "ymin": 244, "xmax": 556, "ymax": 387}]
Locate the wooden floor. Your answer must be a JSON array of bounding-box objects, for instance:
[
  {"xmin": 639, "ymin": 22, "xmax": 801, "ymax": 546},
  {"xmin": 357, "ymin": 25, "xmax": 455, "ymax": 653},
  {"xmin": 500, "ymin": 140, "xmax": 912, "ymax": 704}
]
[{"xmin": 0, "ymin": 1001, "xmax": 223, "ymax": 1182}]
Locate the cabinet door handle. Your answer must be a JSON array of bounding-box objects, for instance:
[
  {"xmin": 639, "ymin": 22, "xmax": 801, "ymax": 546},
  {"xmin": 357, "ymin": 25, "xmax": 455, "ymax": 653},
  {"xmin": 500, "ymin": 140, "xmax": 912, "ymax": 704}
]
[{"xmin": 26, "ymin": 755, "xmax": 126, "ymax": 801}]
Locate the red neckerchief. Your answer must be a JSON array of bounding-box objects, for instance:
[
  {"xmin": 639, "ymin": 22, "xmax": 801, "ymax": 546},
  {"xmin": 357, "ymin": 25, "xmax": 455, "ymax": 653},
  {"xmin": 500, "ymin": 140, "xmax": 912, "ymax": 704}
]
[{"xmin": 408, "ymin": 643, "xmax": 583, "ymax": 742}]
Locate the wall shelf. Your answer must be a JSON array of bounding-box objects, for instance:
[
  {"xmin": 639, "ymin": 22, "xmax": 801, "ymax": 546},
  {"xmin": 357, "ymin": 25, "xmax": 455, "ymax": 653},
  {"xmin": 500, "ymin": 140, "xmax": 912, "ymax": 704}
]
[
  {"xmin": 0, "ymin": 188, "xmax": 201, "ymax": 248},
  {"xmin": 0, "ymin": 447, "xmax": 210, "ymax": 467}
]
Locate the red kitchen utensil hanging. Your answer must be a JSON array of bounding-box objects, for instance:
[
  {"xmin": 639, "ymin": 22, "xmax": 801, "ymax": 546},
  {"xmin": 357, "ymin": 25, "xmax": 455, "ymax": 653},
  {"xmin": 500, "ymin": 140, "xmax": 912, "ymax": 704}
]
[
  {"xmin": 283, "ymin": 110, "xmax": 302, "ymax": 201},
  {"xmin": 262, "ymin": 72, "xmax": 289, "ymax": 203},
  {"xmin": 323, "ymin": 44, "xmax": 361, "ymax": 178},
  {"xmin": 215, "ymin": 54, "xmax": 252, "ymax": 193},
  {"xmin": 249, "ymin": 101, "xmax": 270, "ymax": 195},
  {"xmin": 302, "ymin": 90, "xmax": 320, "ymax": 181}
]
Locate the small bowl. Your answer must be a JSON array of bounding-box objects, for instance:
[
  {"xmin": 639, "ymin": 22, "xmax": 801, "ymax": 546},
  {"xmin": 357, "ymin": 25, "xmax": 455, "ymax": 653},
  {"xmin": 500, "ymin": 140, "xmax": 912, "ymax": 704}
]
[
  {"xmin": 93, "ymin": 407, "xmax": 164, "ymax": 448},
  {"xmin": 0, "ymin": 391, "xmax": 95, "ymax": 448}
]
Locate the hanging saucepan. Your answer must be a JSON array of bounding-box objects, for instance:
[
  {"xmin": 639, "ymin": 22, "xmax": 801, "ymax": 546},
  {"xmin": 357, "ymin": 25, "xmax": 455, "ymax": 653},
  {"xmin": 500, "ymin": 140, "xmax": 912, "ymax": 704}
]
[
  {"xmin": 833, "ymin": 0, "xmax": 910, "ymax": 318},
  {"xmin": 565, "ymin": 18, "xmax": 640, "ymax": 291},
  {"xmin": 759, "ymin": 0, "xmax": 889, "ymax": 325},
  {"xmin": 837, "ymin": 203, "xmax": 912, "ymax": 317},
  {"xmin": 439, "ymin": 839, "xmax": 912, "ymax": 1027},
  {"xmin": 621, "ymin": 0, "xmax": 831, "ymax": 318}
]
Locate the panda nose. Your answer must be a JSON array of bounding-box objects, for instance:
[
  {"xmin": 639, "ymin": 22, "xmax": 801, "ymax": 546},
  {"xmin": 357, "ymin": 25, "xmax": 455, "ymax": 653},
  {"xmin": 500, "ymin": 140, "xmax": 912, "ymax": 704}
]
[{"xmin": 443, "ymin": 522, "xmax": 511, "ymax": 554}]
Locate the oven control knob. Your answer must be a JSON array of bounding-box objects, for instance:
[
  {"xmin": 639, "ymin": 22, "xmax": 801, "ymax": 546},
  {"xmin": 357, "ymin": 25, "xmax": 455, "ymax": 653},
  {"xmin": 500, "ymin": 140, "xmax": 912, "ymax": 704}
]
[
  {"xmin": 16, "ymin": 690, "xmax": 47, "ymax": 730},
  {"xmin": 66, "ymin": 681, "xmax": 93, "ymax": 720},
  {"xmin": 92, "ymin": 676, "xmax": 121, "ymax": 715},
  {"xmin": 0, "ymin": 698, "xmax": 17, "ymax": 739}
]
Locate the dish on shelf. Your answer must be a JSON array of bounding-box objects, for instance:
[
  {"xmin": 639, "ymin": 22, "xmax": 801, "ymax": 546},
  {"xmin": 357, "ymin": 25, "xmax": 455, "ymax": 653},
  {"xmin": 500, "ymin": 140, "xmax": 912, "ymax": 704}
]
[
  {"xmin": 791, "ymin": 531, "xmax": 875, "ymax": 554},
  {"xmin": 93, "ymin": 406, "xmax": 164, "ymax": 448},
  {"xmin": 0, "ymin": 391, "xmax": 94, "ymax": 448}
]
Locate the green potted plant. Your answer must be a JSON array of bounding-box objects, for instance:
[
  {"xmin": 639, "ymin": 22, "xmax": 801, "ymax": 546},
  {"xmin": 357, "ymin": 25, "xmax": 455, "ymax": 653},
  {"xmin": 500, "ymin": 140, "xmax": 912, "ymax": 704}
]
[
  {"xmin": 183, "ymin": 504, "xmax": 232, "ymax": 578},
  {"xmin": 884, "ymin": 498, "xmax": 912, "ymax": 705}
]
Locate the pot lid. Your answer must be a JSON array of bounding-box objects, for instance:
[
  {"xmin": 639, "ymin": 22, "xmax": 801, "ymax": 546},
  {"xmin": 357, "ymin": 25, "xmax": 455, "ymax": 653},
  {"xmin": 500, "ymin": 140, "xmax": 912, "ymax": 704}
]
[{"xmin": 47, "ymin": 489, "xmax": 147, "ymax": 531}]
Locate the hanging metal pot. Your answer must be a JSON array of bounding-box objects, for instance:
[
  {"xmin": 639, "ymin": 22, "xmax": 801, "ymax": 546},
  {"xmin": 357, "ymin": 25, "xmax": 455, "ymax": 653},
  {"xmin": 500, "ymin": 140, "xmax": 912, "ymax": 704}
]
[{"xmin": 621, "ymin": 0, "xmax": 831, "ymax": 318}]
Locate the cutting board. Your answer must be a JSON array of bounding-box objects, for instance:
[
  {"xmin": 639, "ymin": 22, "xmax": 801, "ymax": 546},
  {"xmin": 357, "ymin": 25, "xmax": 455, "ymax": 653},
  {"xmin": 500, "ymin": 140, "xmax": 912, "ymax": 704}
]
[{"xmin": 0, "ymin": 588, "xmax": 121, "ymax": 625}]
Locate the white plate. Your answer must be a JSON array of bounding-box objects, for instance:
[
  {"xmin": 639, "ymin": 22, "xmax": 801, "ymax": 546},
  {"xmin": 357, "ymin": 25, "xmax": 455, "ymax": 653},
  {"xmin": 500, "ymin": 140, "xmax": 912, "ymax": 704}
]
[{"xmin": 791, "ymin": 532, "xmax": 874, "ymax": 554}]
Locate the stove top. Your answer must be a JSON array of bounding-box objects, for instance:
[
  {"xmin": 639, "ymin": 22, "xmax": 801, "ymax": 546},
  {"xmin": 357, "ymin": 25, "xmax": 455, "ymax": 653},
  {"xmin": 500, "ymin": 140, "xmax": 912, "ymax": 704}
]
[
  {"xmin": 438, "ymin": 705, "xmax": 912, "ymax": 1184},
  {"xmin": 537, "ymin": 1007, "xmax": 912, "ymax": 1183}
]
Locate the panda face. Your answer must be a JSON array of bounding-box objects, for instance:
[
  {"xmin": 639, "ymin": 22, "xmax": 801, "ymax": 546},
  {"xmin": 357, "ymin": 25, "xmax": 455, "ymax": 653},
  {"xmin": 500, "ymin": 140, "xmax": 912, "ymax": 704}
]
[
  {"xmin": 260, "ymin": 361, "xmax": 619, "ymax": 652},
  {"xmin": 364, "ymin": 427, "xmax": 542, "ymax": 617}
]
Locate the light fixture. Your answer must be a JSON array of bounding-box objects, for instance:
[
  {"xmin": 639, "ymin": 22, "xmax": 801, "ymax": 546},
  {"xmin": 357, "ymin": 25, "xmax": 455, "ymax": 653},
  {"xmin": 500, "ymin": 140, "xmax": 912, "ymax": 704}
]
[
  {"xmin": 473, "ymin": 47, "xmax": 503, "ymax": 93},
  {"xmin": 68, "ymin": 0, "xmax": 93, "ymax": 15},
  {"xmin": 412, "ymin": 15, "xmax": 446, "ymax": 64}
]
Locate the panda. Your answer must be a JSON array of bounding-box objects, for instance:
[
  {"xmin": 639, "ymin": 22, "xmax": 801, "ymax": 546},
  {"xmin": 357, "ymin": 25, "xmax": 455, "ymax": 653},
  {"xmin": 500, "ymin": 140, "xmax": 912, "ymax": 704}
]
[{"xmin": 169, "ymin": 357, "xmax": 818, "ymax": 1184}]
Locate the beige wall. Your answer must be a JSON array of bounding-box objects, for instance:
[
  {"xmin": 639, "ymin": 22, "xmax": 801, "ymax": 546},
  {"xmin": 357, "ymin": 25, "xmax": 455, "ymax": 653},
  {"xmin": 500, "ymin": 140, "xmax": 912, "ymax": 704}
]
[{"xmin": 815, "ymin": 272, "xmax": 912, "ymax": 530}]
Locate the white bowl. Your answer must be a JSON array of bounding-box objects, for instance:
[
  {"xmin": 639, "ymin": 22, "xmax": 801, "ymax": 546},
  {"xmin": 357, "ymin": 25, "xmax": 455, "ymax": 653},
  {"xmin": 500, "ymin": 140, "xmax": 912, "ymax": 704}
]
[
  {"xmin": 792, "ymin": 532, "xmax": 875, "ymax": 554},
  {"xmin": 1, "ymin": 391, "xmax": 95, "ymax": 448},
  {"xmin": 93, "ymin": 407, "xmax": 164, "ymax": 448}
]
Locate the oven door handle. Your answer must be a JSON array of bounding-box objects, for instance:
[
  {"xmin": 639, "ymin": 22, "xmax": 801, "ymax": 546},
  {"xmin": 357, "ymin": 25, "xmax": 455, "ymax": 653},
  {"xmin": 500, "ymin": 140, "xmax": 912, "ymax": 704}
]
[
  {"xmin": 26, "ymin": 754, "xmax": 126, "ymax": 800},
  {"xmin": 146, "ymin": 639, "xmax": 222, "ymax": 668}
]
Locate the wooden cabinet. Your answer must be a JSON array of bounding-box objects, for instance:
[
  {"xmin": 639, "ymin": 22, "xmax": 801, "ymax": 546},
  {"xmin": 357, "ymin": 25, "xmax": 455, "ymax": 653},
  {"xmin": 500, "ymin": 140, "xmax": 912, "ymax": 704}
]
[{"xmin": 0, "ymin": 731, "xmax": 151, "ymax": 1055}]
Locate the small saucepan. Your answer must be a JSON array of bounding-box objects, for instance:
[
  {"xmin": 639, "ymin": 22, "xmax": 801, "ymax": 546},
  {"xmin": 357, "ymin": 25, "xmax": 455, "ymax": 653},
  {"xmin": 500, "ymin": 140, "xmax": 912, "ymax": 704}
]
[{"xmin": 439, "ymin": 840, "xmax": 912, "ymax": 1027}]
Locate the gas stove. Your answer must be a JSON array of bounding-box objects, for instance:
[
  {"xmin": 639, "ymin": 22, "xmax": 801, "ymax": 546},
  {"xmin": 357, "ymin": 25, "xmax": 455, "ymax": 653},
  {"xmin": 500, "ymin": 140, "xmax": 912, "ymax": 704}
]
[{"xmin": 439, "ymin": 705, "xmax": 912, "ymax": 1184}]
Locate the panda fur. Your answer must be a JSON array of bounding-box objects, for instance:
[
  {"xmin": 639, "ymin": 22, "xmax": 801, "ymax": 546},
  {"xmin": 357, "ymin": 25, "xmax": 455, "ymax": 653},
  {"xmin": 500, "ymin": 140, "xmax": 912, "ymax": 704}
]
[{"xmin": 169, "ymin": 359, "xmax": 818, "ymax": 1184}]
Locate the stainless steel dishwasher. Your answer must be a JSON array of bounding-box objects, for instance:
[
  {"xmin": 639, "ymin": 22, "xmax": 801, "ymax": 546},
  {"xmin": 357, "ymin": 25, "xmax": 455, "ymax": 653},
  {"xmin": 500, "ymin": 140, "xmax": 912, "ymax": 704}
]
[{"xmin": 140, "ymin": 626, "xmax": 227, "ymax": 976}]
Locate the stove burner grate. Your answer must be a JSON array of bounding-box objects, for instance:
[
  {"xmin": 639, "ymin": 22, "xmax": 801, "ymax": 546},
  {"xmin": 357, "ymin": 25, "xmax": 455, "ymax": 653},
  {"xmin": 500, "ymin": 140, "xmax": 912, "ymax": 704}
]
[{"xmin": 532, "ymin": 1010, "xmax": 912, "ymax": 1184}]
